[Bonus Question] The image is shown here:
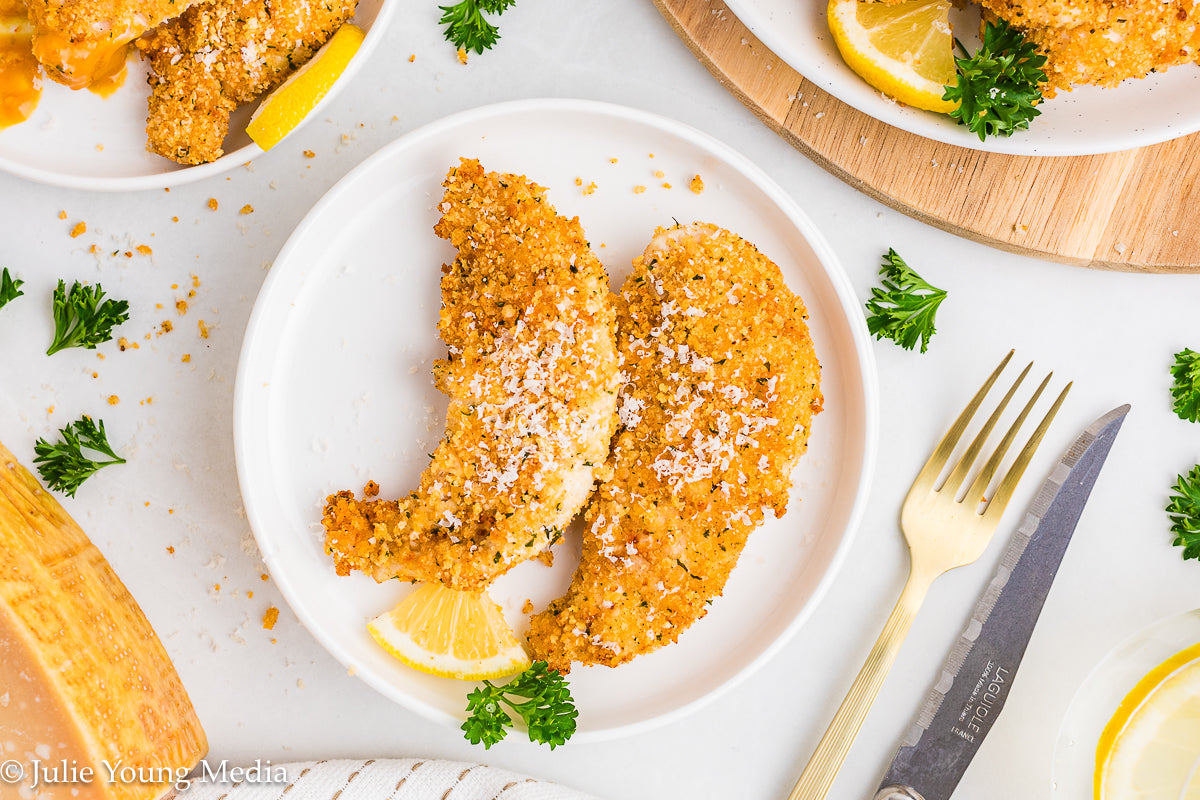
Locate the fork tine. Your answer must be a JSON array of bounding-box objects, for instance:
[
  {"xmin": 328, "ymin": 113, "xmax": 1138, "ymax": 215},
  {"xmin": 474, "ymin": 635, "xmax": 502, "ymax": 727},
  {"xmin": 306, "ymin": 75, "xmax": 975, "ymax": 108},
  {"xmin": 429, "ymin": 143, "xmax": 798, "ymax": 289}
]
[
  {"xmin": 912, "ymin": 350, "xmax": 1015, "ymax": 489},
  {"xmin": 941, "ymin": 360, "xmax": 1032, "ymax": 494},
  {"xmin": 980, "ymin": 380, "xmax": 1072, "ymax": 516},
  {"xmin": 962, "ymin": 369, "xmax": 1052, "ymax": 504}
]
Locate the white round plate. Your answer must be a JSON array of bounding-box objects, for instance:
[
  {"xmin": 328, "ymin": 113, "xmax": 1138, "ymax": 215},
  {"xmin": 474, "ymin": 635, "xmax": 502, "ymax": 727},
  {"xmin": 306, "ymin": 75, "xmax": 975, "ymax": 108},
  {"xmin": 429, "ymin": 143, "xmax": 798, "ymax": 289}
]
[
  {"xmin": 233, "ymin": 98, "xmax": 879, "ymax": 739},
  {"xmin": 1052, "ymin": 608, "xmax": 1200, "ymax": 798},
  {"xmin": 724, "ymin": 0, "xmax": 1200, "ymax": 156},
  {"xmin": 0, "ymin": 0, "xmax": 391, "ymax": 191}
]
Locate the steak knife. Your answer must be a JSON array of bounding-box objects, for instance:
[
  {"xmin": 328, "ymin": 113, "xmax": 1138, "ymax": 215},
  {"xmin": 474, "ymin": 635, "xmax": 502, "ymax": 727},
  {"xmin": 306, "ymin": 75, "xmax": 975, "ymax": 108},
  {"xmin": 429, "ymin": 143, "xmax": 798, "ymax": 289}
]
[{"xmin": 874, "ymin": 404, "xmax": 1130, "ymax": 800}]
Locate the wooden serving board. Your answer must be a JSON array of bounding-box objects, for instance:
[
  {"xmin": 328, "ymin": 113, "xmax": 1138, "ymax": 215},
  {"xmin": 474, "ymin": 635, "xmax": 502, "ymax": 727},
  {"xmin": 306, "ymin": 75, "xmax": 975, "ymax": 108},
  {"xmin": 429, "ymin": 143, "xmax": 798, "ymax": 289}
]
[{"xmin": 653, "ymin": 0, "xmax": 1200, "ymax": 272}]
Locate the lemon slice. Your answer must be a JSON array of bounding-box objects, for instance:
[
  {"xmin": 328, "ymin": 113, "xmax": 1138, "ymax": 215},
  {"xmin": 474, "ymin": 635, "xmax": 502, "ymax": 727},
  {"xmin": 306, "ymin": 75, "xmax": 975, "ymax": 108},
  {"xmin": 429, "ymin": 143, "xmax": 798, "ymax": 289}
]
[
  {"xmin": 827, "ymin": 0, "xmax": 957, "ymax": 114},
  {"xmin": 1096, "ymin": 642, "xmax": 1200, "ymax": 800},
  {"xmin": 368, "ymin": 583, "xmax": 531, "ymax": 681},
  {"xmin": 246, "ymin": 23, "xmax": 364, "ymax": 151}
]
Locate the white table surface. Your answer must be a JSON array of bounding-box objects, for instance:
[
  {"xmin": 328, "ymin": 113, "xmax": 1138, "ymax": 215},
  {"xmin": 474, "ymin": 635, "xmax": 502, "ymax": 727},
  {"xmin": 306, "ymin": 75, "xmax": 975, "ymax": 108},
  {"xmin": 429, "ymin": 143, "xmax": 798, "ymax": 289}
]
[{"xmin": 1, "ymin": 1, "xmax": 1198, "ymax": 798}]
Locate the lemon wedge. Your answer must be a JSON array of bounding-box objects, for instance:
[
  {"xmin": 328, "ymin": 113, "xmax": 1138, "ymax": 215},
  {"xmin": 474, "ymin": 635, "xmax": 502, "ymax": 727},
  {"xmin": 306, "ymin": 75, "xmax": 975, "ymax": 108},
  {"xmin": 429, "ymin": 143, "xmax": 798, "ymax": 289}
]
[
  {"xmin": 368, "ymin": 583, "xmax": 531, "ymax": 681},
  {"xmin": 246, "ymin": 23, "xmax": 364, "ymax": 151},
  {"xmin": 1096, "ymin": 642, "xmax": 1200, "ymax": 800},
  {"xmin": 827, "ymin": 0, "xmax": 957, "ymax": 114}
]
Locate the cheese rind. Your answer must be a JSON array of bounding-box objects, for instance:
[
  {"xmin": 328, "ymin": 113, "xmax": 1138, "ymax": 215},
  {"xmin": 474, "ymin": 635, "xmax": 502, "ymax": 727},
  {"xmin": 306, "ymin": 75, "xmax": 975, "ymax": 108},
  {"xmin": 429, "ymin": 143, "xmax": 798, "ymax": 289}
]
[{"xmin": 0, "ymin": 440, "xmax": 207, "ymax": 800}]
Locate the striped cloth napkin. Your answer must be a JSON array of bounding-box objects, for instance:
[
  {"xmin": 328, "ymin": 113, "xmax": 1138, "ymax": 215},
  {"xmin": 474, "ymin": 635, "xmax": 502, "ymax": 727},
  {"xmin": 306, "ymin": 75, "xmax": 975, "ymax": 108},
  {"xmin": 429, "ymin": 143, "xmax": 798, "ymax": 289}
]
[{"xmin": 174, "ymin": 758, "xmax": 602, "ymax": 800}]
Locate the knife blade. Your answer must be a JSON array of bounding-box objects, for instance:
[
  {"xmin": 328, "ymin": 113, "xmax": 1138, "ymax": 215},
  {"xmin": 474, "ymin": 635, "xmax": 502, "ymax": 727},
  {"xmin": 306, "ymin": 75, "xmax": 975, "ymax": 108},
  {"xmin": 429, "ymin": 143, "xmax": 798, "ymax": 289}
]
[{"xmin": 873, "ymin": 404, "xmax": 1130, "ymax": 800}]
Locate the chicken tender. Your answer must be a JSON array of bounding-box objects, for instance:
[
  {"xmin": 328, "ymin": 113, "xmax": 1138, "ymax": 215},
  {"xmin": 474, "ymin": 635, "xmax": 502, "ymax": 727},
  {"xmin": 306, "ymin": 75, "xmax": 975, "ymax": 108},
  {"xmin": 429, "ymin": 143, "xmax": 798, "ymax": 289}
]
[
  {"xmin": 26, "ymin": 0, "xmax": 200, "ymax": 89},
  {"xmin": 322, "ymin": 159, "xmax": 621, "ymax": 591},
  {"xmin": 527, "ymin": 223, "xmax": 823, "ymax": 672},
  {"xmin": 976, "ymin": 0, "xmax": 1200, "ymax": 92},
  {"xmin": 136, "ymin": 0, "xmax": 355, "ymax": 165}
]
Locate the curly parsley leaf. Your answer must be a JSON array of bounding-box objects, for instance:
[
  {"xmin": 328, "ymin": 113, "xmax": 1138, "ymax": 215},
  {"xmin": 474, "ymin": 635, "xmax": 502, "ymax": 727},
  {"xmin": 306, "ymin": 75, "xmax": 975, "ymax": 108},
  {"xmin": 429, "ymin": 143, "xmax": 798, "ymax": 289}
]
[
  {"xmin": 864, "ymin": 249, "xmax": 947, "ymax": 353},
  {"xmin": 463, "ymin": 684, "xmax": 514, "ymax": 748},
  {"xmin": 46, "ymin": 279, "xmax": 130, "ymax": 355},
  {"xmin": 943, "ymin": 18, "xmax": 1047, "ymax": 141},
  {"xmin": 439, "ymin": 0, "xmax": 515, "ymax": 54},
  {"xmin": 1167, "ymin": 465, "xmax": 1200, "ymax": 561},
  {"xmin": 462, "ymin": 661, "xmax": 577, "ymax": 749},
  {"xmin": 0, "ymin": 268, "xmax": 23, "ymax": 312},
  {"xmin": 34, "ymin": 416, "xmax": 126, "ymax": 497},
  {"xmin": 1170, "ymin": 348, "xmax": 1200, "ymax": 422}
]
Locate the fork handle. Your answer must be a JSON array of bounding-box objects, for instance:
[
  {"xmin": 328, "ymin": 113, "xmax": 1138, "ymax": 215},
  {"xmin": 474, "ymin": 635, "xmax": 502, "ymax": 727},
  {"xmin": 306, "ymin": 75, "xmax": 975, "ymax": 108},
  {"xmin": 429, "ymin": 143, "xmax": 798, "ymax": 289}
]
[{"xmin": 786, "ymin": 567, "xmax": 936, "ymax": 800}]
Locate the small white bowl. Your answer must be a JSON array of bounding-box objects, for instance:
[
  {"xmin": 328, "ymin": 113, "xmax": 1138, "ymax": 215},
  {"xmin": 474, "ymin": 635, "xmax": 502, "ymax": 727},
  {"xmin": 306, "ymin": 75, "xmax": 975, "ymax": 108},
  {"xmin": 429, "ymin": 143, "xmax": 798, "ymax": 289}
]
[{"xmin": 0, "ymin": 0, "xmax": 393, "ymax": 191}]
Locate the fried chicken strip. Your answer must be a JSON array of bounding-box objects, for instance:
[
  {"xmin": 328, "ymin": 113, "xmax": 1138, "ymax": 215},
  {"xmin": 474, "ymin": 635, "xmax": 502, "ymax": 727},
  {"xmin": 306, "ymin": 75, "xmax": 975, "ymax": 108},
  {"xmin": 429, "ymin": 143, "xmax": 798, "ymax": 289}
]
[
  {"xmin": 527, "ymin": 223, "xmax": 823, "ymax": 672},
  {"xmin": 976, "ymin": 0, "xmax": 1200, "ymax": 92},
  {"xmin": 135, "ymin": 0, "xmax": 355, "ymax": 165},
  {"xmin": 26, "ymin": 0, "xmax": 201, "ymax": 89},
  {"xmin": 322, "ymin": 159, "xmax": 621, "ymax": 591}
]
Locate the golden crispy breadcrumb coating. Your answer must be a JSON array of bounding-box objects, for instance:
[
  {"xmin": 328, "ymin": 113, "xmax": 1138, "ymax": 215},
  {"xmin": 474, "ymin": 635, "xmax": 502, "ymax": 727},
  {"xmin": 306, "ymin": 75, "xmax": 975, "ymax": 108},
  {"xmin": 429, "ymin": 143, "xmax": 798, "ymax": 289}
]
[
  {"xmin": 322, "ymin": 159, "xmax": 621, "ymax": 591},
  {"xmin": 26, "ymin": 0, "xmax": 200, "ymax": 88},
  {"xmin": 976, "ymin": 0, "xmax": 1200, "ymax": 92},
  {"xmin": 136, "ymin": 0, "xmax": 355, "ymax": 165},
  {"xmin": 527, "ymin": 223, "xmax": 823, "ymax": 672}
]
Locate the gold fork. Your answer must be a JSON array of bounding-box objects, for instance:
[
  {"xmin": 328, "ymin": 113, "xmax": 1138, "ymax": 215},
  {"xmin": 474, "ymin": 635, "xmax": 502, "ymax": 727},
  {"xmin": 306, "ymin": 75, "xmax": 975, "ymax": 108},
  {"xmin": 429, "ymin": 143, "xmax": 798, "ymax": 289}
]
[{"xmin": 786, "ymin": 351, "xmax": 1070, "ymax": 800}]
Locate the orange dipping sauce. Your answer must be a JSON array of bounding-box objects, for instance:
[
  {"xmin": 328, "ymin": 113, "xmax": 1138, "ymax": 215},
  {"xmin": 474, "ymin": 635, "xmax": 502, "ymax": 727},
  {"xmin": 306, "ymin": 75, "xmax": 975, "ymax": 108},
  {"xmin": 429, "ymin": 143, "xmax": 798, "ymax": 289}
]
[
  {"xmin": 0, "ymin": 3, "xmax": 40, "ymax": 128},
  {"xmin": 33, "ymin": 29, "xmax": 129, "ymax": 92},
  {"xmin": 0, "ymin": 0, "xmax": 132, "ymax": 128}
]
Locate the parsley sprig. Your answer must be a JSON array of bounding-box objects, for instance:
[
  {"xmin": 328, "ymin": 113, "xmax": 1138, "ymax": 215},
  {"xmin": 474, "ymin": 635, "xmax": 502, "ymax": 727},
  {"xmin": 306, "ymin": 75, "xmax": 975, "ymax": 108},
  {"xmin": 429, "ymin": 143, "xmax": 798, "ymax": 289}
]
[
  {"xmin": 864, "ymin": 249, "xmax": 947, "ymax": 353},
  {"xmin": 34, "ymin": 416, "xmax": 127, "ymax": 497},
  {"xmin": 439, "ymin": 0, "xmax": 515, "ymax": 54},
  {"xmin": 462, "ymin": 661, "xmax": 578, "ymax": 749},
  {"xmin": 1170, "ymin": 348, "xmax": 1200, "ymax": 422},
  {"xmin": 943, "ymin": 19, "xmax": 1047, "ymax": 141},
  {"xmin": 1167, "ymin": 466, "xmax": 1200, "ymax": 561},
  {"xmin": 0, "ymin": 267, "xmax": 23, "ymax": 311},
  {"xmin": 47, "ymin": 279, "xmax": 130, "ymax": 355}
]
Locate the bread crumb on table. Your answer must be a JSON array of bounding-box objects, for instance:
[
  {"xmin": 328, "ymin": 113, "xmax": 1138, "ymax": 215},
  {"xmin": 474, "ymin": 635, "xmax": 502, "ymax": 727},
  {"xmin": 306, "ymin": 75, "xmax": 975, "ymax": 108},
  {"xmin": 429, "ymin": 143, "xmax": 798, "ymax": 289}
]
[
  {"xmin": 262, "ymin": 606, "xmax": 280, "ymax": 630},
  {"xmin": 70, "ymin": 221, "xmax": 86, "ymax": 238}
]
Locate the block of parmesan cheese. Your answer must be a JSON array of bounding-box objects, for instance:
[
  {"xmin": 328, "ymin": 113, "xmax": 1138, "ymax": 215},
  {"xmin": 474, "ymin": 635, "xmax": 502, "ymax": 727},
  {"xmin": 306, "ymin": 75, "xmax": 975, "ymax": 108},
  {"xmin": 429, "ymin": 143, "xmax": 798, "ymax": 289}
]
[{"xmin": 0, "ymin": 440, "xmax": 207, "ymax": 800}]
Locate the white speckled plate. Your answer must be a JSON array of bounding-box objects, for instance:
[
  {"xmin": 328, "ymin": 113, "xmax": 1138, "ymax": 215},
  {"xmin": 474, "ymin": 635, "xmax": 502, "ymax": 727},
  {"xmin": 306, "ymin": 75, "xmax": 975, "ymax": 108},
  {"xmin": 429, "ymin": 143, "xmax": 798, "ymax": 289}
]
[
  {"xmin": 0, "ymin": 0, "xmax": 391, "ymax": 190},
  {"xmin": 233, "ymin": 99, "xmax": 878, "ymax": 739},
  {"xmin": 724, "ymin": 0, "xmax": 1200, "ymax": 156}
]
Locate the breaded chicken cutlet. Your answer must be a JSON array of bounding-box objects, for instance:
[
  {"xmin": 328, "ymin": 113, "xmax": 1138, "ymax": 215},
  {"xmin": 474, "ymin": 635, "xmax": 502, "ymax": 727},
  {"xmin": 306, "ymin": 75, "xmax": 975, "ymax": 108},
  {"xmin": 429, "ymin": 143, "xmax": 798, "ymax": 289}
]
[
  {"xmin": 527, "ymin": 223, "xmax": 823, "ymax": 672},
  {"xmin": 25, "ymin": 0, "xmax": 201, "ymax": 88},
  {"xmin": 977, "ymin": 0, "xmax": 1200, "ymax": 91},
  {"xmin": 136, "ymin": 0, "xmax": 355, "ymax": 164},
  {"xmin": 322, "ymin": 159, "xmax": 621, "ymax": 591}
]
